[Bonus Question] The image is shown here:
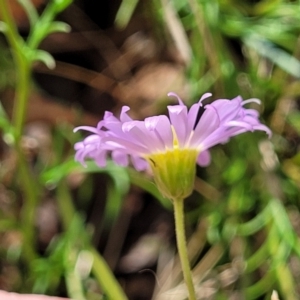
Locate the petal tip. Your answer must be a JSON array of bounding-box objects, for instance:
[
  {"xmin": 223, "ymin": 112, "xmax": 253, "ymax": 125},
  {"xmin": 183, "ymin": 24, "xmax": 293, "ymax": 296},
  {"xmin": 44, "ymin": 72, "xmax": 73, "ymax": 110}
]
[{"xmin": 167, "ymin": 92, "xmax": 184, "ymax": 105}]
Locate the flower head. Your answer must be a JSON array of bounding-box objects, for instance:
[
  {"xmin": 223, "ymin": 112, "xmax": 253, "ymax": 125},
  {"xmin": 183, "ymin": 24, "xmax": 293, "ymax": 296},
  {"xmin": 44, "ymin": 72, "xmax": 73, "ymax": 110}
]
[{"xmin": 74, "ymin": 93, "xmax": 271, "ymax": 200}]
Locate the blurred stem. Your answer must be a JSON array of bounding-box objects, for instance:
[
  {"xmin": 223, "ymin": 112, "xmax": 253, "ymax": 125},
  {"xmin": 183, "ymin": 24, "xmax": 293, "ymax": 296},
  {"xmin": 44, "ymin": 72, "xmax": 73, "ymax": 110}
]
[
  {"xmin": 57, "ymin": 181, "xmax": 128, "ymax": 300},
  {"xmin": 275, "ymin": 263, "xmax": 297, "ymax": 300},
  {"xmin": 18, "ymin": 148, "xmax": 39, "ymax": 262},
  {"xmin": 0, "ymin": 0, "xmax": 38, "ymax": 263},
  {"xmin": 187, "ymin": 0, "xmax": 224, "ymax": 94},
  {"xmin": 0, "ymin": 0, "xmax": 31, "ymax": 139},
  {"xmin": 57, "ymin": 181, "xmax": 76, "ymax": 229},
  {"xmin": 57, "ymin": 182, "xmax": 86, "ymax": 299},
  {"xmin": 27, "ymin": 1, "xmax": 57, "ymax": 49},
  {"xmin": 267, "ymin": 220, "xmax": 297, "ymax": 300},
  {"xmin": 90, "ymin": 246, "xmax": 128, "ymax": 300},
  {"xmin": 65, "ymin": 272, "xmax": 86, "ymax": 300},
  {"xmin": 245, "ymin": 269, "xmax": 276, "ymax": 299},
  {"xmin": 13, "ymin": 60, "xmax": 31, "ymax": 140},
  {"xmin": 173, "ymin": 197, "xmax": 196, "ymax": 300},
  {"xmin": 65, "ymin": 249, "xmax": 86, "ymax": 300}
]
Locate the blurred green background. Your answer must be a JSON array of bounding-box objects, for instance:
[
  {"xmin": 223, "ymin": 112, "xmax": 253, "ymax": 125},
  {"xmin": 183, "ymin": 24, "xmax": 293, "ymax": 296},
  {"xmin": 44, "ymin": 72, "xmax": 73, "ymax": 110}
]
[{"xmin": 1, "ymin": 0, "xmax": 300, "ymax": 299}]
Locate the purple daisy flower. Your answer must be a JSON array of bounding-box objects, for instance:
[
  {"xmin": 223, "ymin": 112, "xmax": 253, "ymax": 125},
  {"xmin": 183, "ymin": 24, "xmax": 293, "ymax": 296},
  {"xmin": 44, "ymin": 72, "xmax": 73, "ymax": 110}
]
[{"xmin": 74, "ymin": 93, "xmax": 271, "ymax": 200}]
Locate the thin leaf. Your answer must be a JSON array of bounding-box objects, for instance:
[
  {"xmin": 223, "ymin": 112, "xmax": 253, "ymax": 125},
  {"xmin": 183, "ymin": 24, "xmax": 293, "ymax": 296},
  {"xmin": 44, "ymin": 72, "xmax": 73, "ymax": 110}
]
[
  {"xmin": 115, "ymin": 0, "xmax": 139, "ymax": 29},
  {"xmin": 244, "ymin": 34, "xmax": 300, "ymax": 78}
]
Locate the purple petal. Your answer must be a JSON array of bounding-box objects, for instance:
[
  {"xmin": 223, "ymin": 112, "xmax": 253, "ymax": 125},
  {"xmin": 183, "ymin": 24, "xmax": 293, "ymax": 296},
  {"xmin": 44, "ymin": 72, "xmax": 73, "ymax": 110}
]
[
  {"xmin": 167, "ymin": 92, "xmax": 184, "ymax": 105},
  {"xmin": 131, "ymin": 156, "xmax": 148, "ymax": 171},
  {"xmin": 187, "ymin": 102, "xmax": 201, "ymax": 133},
  {"xmin": 112, "ymin": 150, "xmax": 129, "ymax": 166},
  {"xmin": 94, "ymin": 150, "xmax": 107, "ymax": 167},
  {"xmin": 122, "ymin": 121, "xmax": 164, "ymax": 152},
  {"xmin": 167, "ymin": 105, "xmax": 188, "ymax": 146},
  {"xmin": 253, "ymin": 124, "xmax": 272, "ymax": 137},
  {"xmin": 225, "ymin": 120, "xmax": 254, "ymax": 130},
  {"xmin": 74, "ymin": 126, "xmax": 100, "ymax": 134},
  {"xmin": 120, "ymin": 106, "xmax": 133, "ymax": 122},
  {"xmin": 145, "ymin": 115, "xmax": 173, "ymax": 149},
  {"xmin": 197, "ymin": 150, "xmax": 211, "ymax": 166},
  {"xmin": 190, "ymin": 106, "xmax": 220, "ymax": 147},
  {"xmin": 209, "ymin": 99, "xmax": 241, "ymax": 123},
  {"xmin": 198, "ymin": 93, "xmax": 212, "ymax": 105},
  {"xmin": 186, "ymin": 93, "xmax": 213, "ymax": 132},
  {"xmin": 102, "ymin": 136, "xmax": 148, "ymax": 154},
  {"xmin": 242, "ymin": 98, "xmax": 261, "ymax": 105}
]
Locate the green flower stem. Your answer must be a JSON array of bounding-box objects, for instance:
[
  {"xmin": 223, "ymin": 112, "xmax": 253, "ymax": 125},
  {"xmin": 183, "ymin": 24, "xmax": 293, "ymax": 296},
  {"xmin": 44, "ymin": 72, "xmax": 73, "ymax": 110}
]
[
  {"xmin": 173, "ymin": 197, "xmax": 197, "ymax": 300},
  {"xmin": 57, "ymin": 182, "xmax": 128, "ymax": 300},
  {"xmin": 65, "ymin": 267, "xmax": 86, "ymax": 300},
  {"xmin": 0, "ymin": 0, "xmax": 30, "ymax": 139},
  {"xmin": 27, "ymin": 0, "xmax": 63, "ymax": 50},
  {"xmin": 89, "ymin": 246, "xmax": 128, "ymax": 300},
  {"xmin": 12, "ymin": 61, "xmax": 39, "ymax": 265},
  {"xmin": 56, "ymin": 181, "xmax": 76, "ymax": 230},
  {"xmin": 18, "ymin": 148, "xmax": 39, "ymax": 262},
  {"xmin": 12, "ymin": 60, "xmax": 31, "ymax": 140},
  {"xmin": 27, "ymin": 4, "xmax": 54, "ymax": 49},
  {"xmin": 0, "ymin": 0, "xmax": 24, "ymax": 54},
  {"xmin": 0, "ymin": 0, "xmax": 39, "ymax": 264},
  {"xmin": 56, "ymin": 182, "xmax": 86, "ymax": 300}
]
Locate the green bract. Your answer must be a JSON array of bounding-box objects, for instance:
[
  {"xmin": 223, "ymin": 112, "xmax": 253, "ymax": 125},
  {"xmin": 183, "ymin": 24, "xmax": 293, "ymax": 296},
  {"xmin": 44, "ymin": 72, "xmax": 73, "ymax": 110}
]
[{"xmin": 146, "ymin": 148, "xmax": 198, "ymax": 201}]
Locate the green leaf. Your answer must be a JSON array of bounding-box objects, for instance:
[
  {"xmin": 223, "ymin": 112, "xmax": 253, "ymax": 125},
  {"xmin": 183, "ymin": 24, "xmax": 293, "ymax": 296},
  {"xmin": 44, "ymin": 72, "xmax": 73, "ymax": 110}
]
[
  {"xmin": 40, "ymin": 157, "xmax": 80, "ymax": 185},
  {"xmin": 32, "ymin": 49, "xmax": 56, "ymax": 69},
  {"xmin": 0, "ymin": 102, "xmax": 11, "ymax": 132},
  {"xmin": 53, "ymin": 0, "xmax": 73, "ymax": 13},
  {"xmin": 244, "ymin": 34, "xmax": 300, "ymax": 78},
  {"xmin": 245, "ymin": 269, "xmax": 276, "ymax": 300},
  {"xmin": 0, "ymin": 102, "xmax": 15, "ymax": 144},
  {"xmin": 41, "ymin": 160, "xmax": 130, "ymax": 222},
  {"xmin": 17, "ymin": 0, "xmax": 39, "ymax": 27},
  {"xmin": 46, "ymin": 21, "xmax": 71, "ymax": 35},
  {"xmin": 115, "ymin": 0, "xmax": 139, "ymax": 29},
  {"xmin": 269, "ymin": 199, "xmax": 300, "ymax": 257},
  {"xmin": 236, "ymin": 203, "xmax": 272, "ymax": 236},
  {"xmin": 0, "ymin": 21, "xmax": 7, "ymax": 32}
]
